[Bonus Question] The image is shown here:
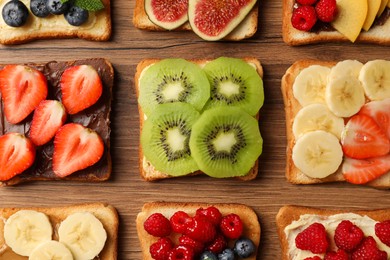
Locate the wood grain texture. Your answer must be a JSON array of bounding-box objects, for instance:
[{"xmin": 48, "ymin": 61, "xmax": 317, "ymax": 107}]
[{"xmin": 0, "ymin": 1, "xmax": 389, "ymax": 259}]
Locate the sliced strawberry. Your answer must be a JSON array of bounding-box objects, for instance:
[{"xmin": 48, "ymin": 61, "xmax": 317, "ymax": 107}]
[
  {"xmin": 342, "ymin": 155, "xmax": 390, "ymax": 184},
  {"xmin": 359, "ymin": 98, "xmax": 390, "ymax": 139},
  {"xmin": 0, "ymin": 65, "xmax": 47, "ymax": 124},
  {"xmin": 29, "ymin": 100, "xmax": 67, "ymax": 146},
  {"xmin": 0, "ymin": 133, "xmax": 35, "ymax": 181},
  {"xmin": 53, "ymin": 123, "xmax": 104, "ymax": 177},
  {"xmin": 60, "ymin": 65, "xmax": 102, "ymax": 114},
  {"xmin": 341, "ymin": 114, "xmax": 390, "ymax": 159}
]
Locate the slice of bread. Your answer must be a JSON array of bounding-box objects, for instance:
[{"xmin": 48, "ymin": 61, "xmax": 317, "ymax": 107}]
[
  {"xmin": 136, "ymin": 201, "xmax": 261, "ymax": 260},
  {"xmin": 0, "ymin": 0, "xmax": 111, "ymax": 44},
  {"xmin": 0, "ymin": 202, "xmax": 118, "ymax": 259},
  {"xmin": 132, "ymin": 0, "xmax": 258, "ymax": 41},
  {"xmin": 134, "ymin": 58, "xmax": 263, "ymax": 181},
  {"xmin": 276, "ymin": 205, "xmax": 390, "ymax": 260},
  {"xmin": 281, "ymin": 60, "xmax": 390, "ymax": 188},
  {"xmin": 282, "ymin": 0, "xmax": 390, "ymax": 45}
]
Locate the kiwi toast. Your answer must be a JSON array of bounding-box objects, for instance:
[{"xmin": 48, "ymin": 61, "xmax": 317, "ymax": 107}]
[
  {"xmin": 135, "ymin": 57, "xmax": 264, "ymax": 181},
  {"xmin": 276, "ymin": 205, "xmax": 390, "ymax": 260},
  {"xmin": 136, "ymin": 201, "xmax": 261, "ymax": 259},
  {"xmin": 282, "ymin": 59, "xmax": 390, "ymax": 188}
]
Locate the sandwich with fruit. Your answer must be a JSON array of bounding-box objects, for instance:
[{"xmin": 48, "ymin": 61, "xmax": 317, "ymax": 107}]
[
  {"xmin": 0, "ymin": 203, "xmax": 118, "ymax": 259},
  {"xmin": 132, "ymin": 0, "xmax": 259, "ymax": 41},
  {"xmin": 136, "ymin": 202, "xmax": 260, "ymax": 260},
  {"xmin": 282, "ymin": 59, "xmax": 390, "ymax": 188},
  {"xmin": 277, "ymin": 205, "xmax": 390, "ymax": 260},
  {"xmin": 283, "ymin": 0, "xmax": 390, "ymax": 45},
  {"xmin": 0, "ymin": 58, "xmax": 113, "ymax": 186},
  {"xmin": 0, "ymin": 0, "xmax": 111, "ymax": 44},
  {"xmin": 135, "ymin": 57, "xmax": 264, "ymax": 181}
]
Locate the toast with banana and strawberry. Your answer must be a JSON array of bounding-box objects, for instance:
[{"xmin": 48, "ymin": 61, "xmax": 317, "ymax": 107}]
[
  {"xmin": 0, "ymin": 202, "xmax": 118, "ymax": 259},
  {"xmin": 134, "ymin": 57, "xmax": 264, "ymax": 181},
  {"xmin": 283, "ymin": 0, "xmax": 390, "ymax": 45},
  {"xmin": 282, "ymin": 59, "xmax": 390, "ymax": 188},
  {"xmin": 276, "ymin": 205, "xmax": 390, "ymax": 260},
  {"xmin": 0, "ymin": 58, "xmax": 113, "ymax": 186},
  {"xmin": 0, "ymin": 0, "xmax": 111, "ymax": 44},
  {"xmin": 136, "ymin": 201, "xmax": 261, "ymax": 259}
]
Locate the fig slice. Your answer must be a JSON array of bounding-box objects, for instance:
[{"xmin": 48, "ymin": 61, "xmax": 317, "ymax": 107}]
[
  {"xmin": 188, "ymin": 0, "xmax": 257, "ymax": 41},
  {"xmin": 144, "ymin": 0, "xmax": 189, "ymax": 30}
]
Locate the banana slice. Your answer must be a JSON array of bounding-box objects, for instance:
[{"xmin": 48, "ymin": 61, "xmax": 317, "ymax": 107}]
[
  {"xmin": 325, "ymin": 75, "xmax": 365, "ymax": 117},
  {"xmin": 329, "ymin": 60, "xmax": 363, "ymax": 81},
  {"xmin": 359, "ymin": 60, "xmax": 390, "ymax": 101},
  {"xmin": 29, "ymin": 240, "xmax": 73, "ymax": 260},
  {"xmin": 292, "ymin": 130, "xmax": 343, "ymax": 179},
  {"xmin": 4, "ymin": 210, "xmax": 52, "ymax": 257},
  {"xmin": 293, "ymin": 103, "xmax": 344, "ymax": 139},
  {"xmin": 293, "ymin": 65, "xmax": 331, "ymax": 107},
  {"xmin": 58, "ymin": 212, "xmax": 107, "ymax": 260}
]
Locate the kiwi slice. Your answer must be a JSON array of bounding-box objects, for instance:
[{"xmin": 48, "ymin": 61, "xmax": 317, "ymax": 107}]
[
  {"xmin": 141, "ymin": 102, "xmax": 200, "ymax": 176},
  {"xmin": 189, "ymin": 107, "xmax": 262, "ymax": 178},
  {"xmin": 139, "ymin": 59, "xmax": 210, "ymax": 116},
  {"xmin": 202, "ymin": 57, "xmax": 264, "ymax": 116}
]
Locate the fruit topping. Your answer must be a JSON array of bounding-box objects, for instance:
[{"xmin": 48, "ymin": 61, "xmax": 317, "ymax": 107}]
[
  {"xmin": 47, "ymin": 0, "xmax": 69, "ymax": 15},
  {"xmin": 1, "ymin": 0, "xmax": 29, "ymax": 27},
  {"xmin": 144, "ymin": 0, "xmax": 189, "ymax": 30},
  {"xmin": 291, "ymin": 5, "xmax": 318, "ymax": 32},
  {"xmin": 296, "ymin": 0, "xmax": 317, "ymax": 5},
  {"xmin": 205, "ymin": 233, "xmax": 227, "ymax": 254},
  {"xmin": 144, "ymin": 213, "xmax": 172, "ymax": 237},
  {"xmin": 342, "ymin": 155, "xmax": 390, "ymax": 184},
  {"xmin": 362, "ymin": 0, "xmax": 382, "ymax": 31},
  {"xmin": 168, "ymin": 245, "xmax": 194, "ymax": 260},
  {"xmin": 0, "ymin": 133, "xmax": 35, "ymax": 181},
  {"xmin": 220, "ymin": 214, "xmax": 243, "ymax": 240},
  {"xmin": 351, "ymin": 236, "xmax": 387, "ymax": 260},
  {"xmin": 29, "ymin": 240, "xmax": 73, "ymax": 260},
  {"xmin": 29, "ymin": 100, "xmax": 67, "ymax": 146},
  {"xmin": 334, "ymin": 220, "xmax": 364, "ymax": 252},
  {"xmin": 324, "ymin": 249, "xmax": 349, "ymax": 260},
  {"xmin": 30, "ymin": 0, "xmax": 50, "ymax": 18},
  {"xmin": 234, "ymin": 237, "xmax": 256, "ymax": 258},
  {"xmin": 358, "ymin": 98, "xmax": 390, "ymax": 139},
  {"xmin": 150, "ymin": 237, "xmax": 174, "ymax": 260},
  {"xmin": 196, "ymin": 206, "xmax": 222, "ymax": 226},
  {"xmin": 170, "ymin": 211, "xmax": 192, "ymax": 234},
  {"xmin": 0, "ymin": 65, "xmax": 48, "ymax": 124},
  {"xmin": 315, "ymin": 0, "xmax": 337, "ymax": 23},
  {"xmin": 359, "ymin": 60, "xmax": 390, "ymax": 101},
  {"xmin": 179, "ymin": 235, "xmax": 204, "ymax": 255},
  {"xmin": 185, "ymin": 215, "xmax": 216, "ymax": 243},
  {"xmin": 60, "ymin": 65, "xmax": 103, "ymax": 114},
  {"xmin": 375, "ymin": 220, "xmax": 390, "ymax": 247},
  {"xmin": 64, "ymin": 5, "xmax": 89, "ymax": 26},
  {"xmin": 200, "ymin": 251, "xmax": 217, "ymax": 260},
  {"xmin": 304, "ymin": 257, "xmax": 322, "ymax": 260},
  {"xmin": 53, "ymin": 123, "xmax": 104, "ymax": 177},
  {"xmin": 295, "ymin": 222, "xmax": 329, "ymax": 254}
]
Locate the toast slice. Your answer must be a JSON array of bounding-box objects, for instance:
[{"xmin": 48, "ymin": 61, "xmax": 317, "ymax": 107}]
[
  {"xmin": 0, "ymin": 0, "xmax": 111, "ymax": 45},
  {"xmin": 136, "ymin": 201, "xmax": 261, "ymax": 260},
  {"xmin": 276, "ymin": 205, "xmax": 390, "ymax": 260},
  {"xmin": 282, "ymin": 0, "xmax": 390, "ymax": 45},
  {"xmin": 132, "ymin": 0, "xmax": 258, "ymax": 41},
  {"xmin": 0, "ymin": 58, "xmax": 113, "ymax": 186},
  {"xmin": 134, "ymin": 58, "xmax": 263, "ymax": 181},
  {"xmin": 281, "ymin": 59, "xmax": 390, "ymax": 188},
  {"xmin": 0, "ymin": 202, "xmax": 118, "ymax": 259}
]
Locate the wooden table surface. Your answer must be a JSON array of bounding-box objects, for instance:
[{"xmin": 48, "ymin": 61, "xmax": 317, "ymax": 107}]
[{"xmin": 0, "ymin": 1, "xmax": 389, "ymax": 259}]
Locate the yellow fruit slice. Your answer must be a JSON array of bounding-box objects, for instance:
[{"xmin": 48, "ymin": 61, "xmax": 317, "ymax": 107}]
[
  {"xmin": 377, "ymin": 0, "xmax": 388, "ymax": 16},
  {"xmin": 363, "ymin": 0, "xmax": 381, "ymax": 31}
]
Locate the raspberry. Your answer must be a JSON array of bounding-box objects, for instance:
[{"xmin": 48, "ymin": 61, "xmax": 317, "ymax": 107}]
[
  {"xmin": 168, "ymin": 245, "xmax": 194, "ymax": 260},
  {"xmin": 196, "ymin": 206, "xmax": 222, "ymax": 226},
  {"xmin": 334, "ymin": 220, "xmax": 364, "ymax": 252},
  {"xmin": 296, "ymin": 0, "xmax": 318, "ymax": 5},
  {"xmin": 295, "ymin": 223, "xmax": 329, "ymax": 254},
  {"xmin": 170, "ymin": 211, "xmax": 192, "ymax": 234},
  {"xmin": 291, "ymin": 5, "xmax": 317, "ymax": 31},
  {"xmin": 324, "ymin": 249, "xmax": 349, "ymax": 260},
  {"xmin": 144, "ymin": 213, "xmax": 172, "ymax": 237},
  {"xmin": 351, "ymin": 236, "xmax": 387, "ymax": 260},
  {"xmin": 315, "ymin": 0, "xmax": 338, "ymax": 22},
  {"xmin": 150, "ymin": 237, "xmax": 173, "ymax": 260},
  {"xmin": 375, "ymin": 220, "xmax": 390, "ymax": 246},
  {"xmin": 179, "ymin": 235, "xmax": 204, "ymax": 255},
  {"xmin": 304, "ymin": 257, "xmax": 322, "ymax": 260},
  {"xmin": 205, "ymin": 233, "xmax": 227, "ymax": 254},
  {"xmin": 185, "ymin": 216, "xmax": 216, "ymax": 243},
  {"xmin": 220, "ymin": 214, "xmax": 243, "ymax": 239}
]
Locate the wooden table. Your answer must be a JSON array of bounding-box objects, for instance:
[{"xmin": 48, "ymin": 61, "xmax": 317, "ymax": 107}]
[{"xmin": 0, "ymin": 1, "xmax": 389, "ymax": 259}]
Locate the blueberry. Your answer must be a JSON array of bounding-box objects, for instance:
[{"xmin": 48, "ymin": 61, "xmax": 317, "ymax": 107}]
[
  {"xmin": 47, "ymin": 0, "xmax": 69, "ymax": 15},
  {"xmin": 200, "ymin": 251, "xmax": 218, "ymax": 260},
  {"xmin": 64, "ymin": 5, "xmax": 88, "ymax": 26},
  {"xmin": 234, "ymin": 238, "xmax": 255, "ymax": 258},
  {"xmin": 2, "ymin": 0, "xmax": 29, "ymax": 27},
  {"xmin": 218, "ymin": 248, "xmax": 235, "ymax": 260},
  {"xmin": 30, "ymin": 0, "xmax": 50, "ymax": 18}
]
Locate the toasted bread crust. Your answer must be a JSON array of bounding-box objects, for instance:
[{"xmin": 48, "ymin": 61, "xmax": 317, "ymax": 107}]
[{"xmin": 136, "ymin": 201, "xmax": 261, "ymax": 260}]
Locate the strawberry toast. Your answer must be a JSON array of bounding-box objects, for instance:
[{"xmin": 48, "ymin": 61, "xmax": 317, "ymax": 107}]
[{"xmin": 0, "ymin": 58, "xmax": 113, "ymax": 186}]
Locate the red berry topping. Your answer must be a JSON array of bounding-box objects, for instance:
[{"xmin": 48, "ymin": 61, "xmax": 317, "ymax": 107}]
[
  {"xmin": 315, "ymin": 0, "xmax": 338, "ymax": 22},
  {"xmin": 295, "ymin": 223, "xmax": 329, "ymax": 254},
  {"xmin": 325, "ymin": 249, "xmax": 349, "ymax": 260},
  {"xmin": 296, "ymin": 0, "xmax": 318, "ymax": 5},
  {"xmin": 304, "ymin": 257, "xmax": 322, "ymax": 260},
  {"xmin": 375, "ymin": 220, "xmax": 390, "ymax": 247},
  {"xmin": 359, "ymin": 99, "xmax": 390, "ymax": 140},
  {"xmin": 185, "ymin": 216, "xmax": 216, "ymax": 243},
  {"xmin": 178, "ymin": 235, "xmax": 204, "ymax": 255},
  {"xmin": 205, "ymin": 233, "xmax": 227, "ymax": 254},
  {"xmin": 351, "ymin": 236, "xmax": 387, "ymax": 260},
  {"xmin": 144, "ymin": 213, "xmax": 172, "ymax": 237},
  {"xmin": 220, "ymin": 213, "xmax": 243, "ymax": 240},
  {"xmin": 291, "ymin": 5, "xmax": 317, "ymax": 32},
  {"xmin": 196, "ymin": 206, "xmax": 222, "ymax": 226},
  {"xmin": 334, "ymin": 220, "xmax": 364, "ymax": 252},
  {"xmin": 170, "ymin": 211, "xmax": 192, "ymax": 234},
  {"xmin": 168, "ymin": 245, "xmax": 194, "ymax": 260},
  {"xmin": 150, "ymin": 237, "xmax": 173, "ymax": 260}
]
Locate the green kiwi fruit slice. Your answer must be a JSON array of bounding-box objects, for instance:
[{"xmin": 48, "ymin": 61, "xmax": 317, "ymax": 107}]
[
  {"xmin": 139, "ymin": 58, "xmax": 210, "ymax": 116},
  {"xmin": 141, "ymin": 102, "xmax": 200, "ymax": 176},
  {"xmin": 202, "ymin": 57, "xmax": 264, "ymax": 116},
  {"xmin": 189, "ymin": 106, "xmax": 262, "ymax": 178}
]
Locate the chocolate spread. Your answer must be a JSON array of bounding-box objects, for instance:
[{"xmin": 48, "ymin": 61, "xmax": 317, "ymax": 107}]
[{"xmin": 0, "ymin": 58, "xmax": 113, "ymax": 186}]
